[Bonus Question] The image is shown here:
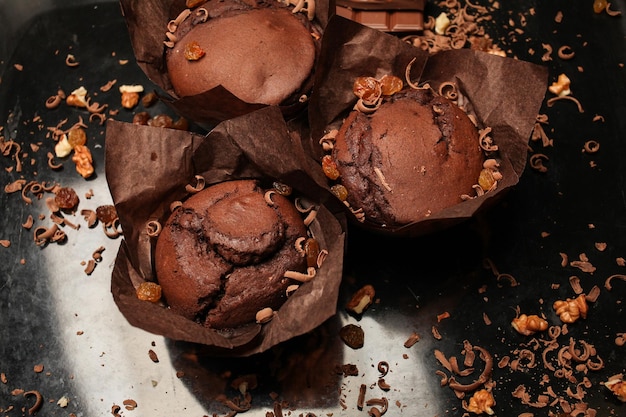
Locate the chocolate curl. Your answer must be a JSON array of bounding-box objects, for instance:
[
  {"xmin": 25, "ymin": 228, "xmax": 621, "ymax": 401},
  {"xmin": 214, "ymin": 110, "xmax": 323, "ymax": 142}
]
[
  {"xmin": 105, "ymin": 106, "xmax": 345, "ymax": 355},
  {"xmin": 308, "ymin": 16, "xmax": 549, "ymax": 237},
  {"xmin": 119, "ymin": 0, "xmax": 333, "ymax": 125}
]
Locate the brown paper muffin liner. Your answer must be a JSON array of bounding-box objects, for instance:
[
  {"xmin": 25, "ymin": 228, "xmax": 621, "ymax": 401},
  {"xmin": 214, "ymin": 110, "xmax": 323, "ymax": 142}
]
[
  {"xmin": 105, "ymin": 106, "xmax": 346, "ymax": 356},
  {"xmin": 119, "ymin": 0, "xmax": 333, "ymax": 127},
  {"xmin": 307, "ymin": 16, "xmax": 550, "ymax": 237}
]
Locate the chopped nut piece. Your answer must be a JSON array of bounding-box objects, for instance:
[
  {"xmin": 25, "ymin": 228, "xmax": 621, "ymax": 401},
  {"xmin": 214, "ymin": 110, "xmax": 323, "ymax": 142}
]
[
  {"xmin": 66, "ymin": 86, "xmax": 88, "ymax": 107},
  {"xmin": 346, "ymin": 284, "xmax": 375, "ymax": 315},
  {"xmin": 72, "ymin": 145, "xmax": 94, "ymax": 178},
  {"xmin": 511, "ymin": 314, "xmax": 548, "ymax": 336},
  {"xmin": 119, "ymin": 85, "xmax": 144, "ymax": 109},
  {"xmin": 255, "ymin": 307, "xmax": 274, "ymax": 324},
  {"xmin": 54, "ymin": 135, "xmax": 73, "ymax": 158},
  {"xmin": 553, "ymin": 294, "xmax": 588, "ymax": 324},
  {"xmin": 435, "ymin": 12, "xmax": 451, "ymax": 35},
  {"xmin": 603, "ymin": 374, "xmax": 626, "ymax": 402},
  {"xmin": 465, "ymin": 389, "xmax": 495, "ymax": 415},
  {"xmin": 548, "ymin": 73, "xmax": 571, "ymax": 96},
  {"xmin": 121, "ymin": 91, "xmax": 140, "ymax": 109},
  {"xmin": 57, "ymin": 395, "xmax": 70, "ymax": 407}
]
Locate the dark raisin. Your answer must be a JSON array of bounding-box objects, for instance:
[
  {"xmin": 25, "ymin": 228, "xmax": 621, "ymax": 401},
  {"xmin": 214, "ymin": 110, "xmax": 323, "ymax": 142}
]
[
  {"xmin": 54, "ymin": 187, "xmax": 79, "ymax": 210},
  {"xmin": 96, "ymin": 205, "xmax": 118, "ymax": 224},
  {"xmin": 149, "ymin": 114, "xmax": 173, "ymax": 128},
  {"xmin": 339, "ymin": 324, "xmax": 365, "ymax": 349}
]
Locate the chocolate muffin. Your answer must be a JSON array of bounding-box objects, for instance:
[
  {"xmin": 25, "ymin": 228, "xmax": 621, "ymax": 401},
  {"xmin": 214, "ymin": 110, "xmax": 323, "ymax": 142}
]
[
  {"xmin": 165, "ymin": 0, "xmax": 318, "ymax": 106},
  {"xmin": 154, "ymin": 180, "xmax": 309, "ymax": 329},
  {"xmin": 330, "ymin": 87, "xmax": 484, "ymax": 227}
]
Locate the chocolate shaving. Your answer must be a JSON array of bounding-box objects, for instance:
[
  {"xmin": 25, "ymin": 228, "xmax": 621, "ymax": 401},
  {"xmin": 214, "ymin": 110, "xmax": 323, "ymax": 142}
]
[
  {"xmin": 605, "ymin": 274, "xmax": 626, "ymax": 290},
  {"xmin": 23, "ymin": 390, "xmax": 43, "ymax": 415}
]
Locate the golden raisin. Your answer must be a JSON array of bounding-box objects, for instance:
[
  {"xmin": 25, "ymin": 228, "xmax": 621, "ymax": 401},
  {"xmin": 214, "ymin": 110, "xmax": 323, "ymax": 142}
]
[
  {"xmin": 330, "ymin": 184, "xmax": 348, "ymax": 201},
  {"xmin": 322, "ymin": 155, "xmax": 340, "ymax": 180},
  {"xmin": 478, "ymin": 168, "xmax": 496, "ymax": 191},
  {"xmin": 136, "ymin": 281, "xmax": 162, "ymax": 302},
  {"xmin": 184, "ymin": 41, "xmax": 206, "ymax": 61},
  {"xmin": 96, "ymin": 205, "xmax": 118, "ymax": 224},
  {"xmin": 379, "ymin": 75, "xmax": 403, "ymax": 96},
  {"xmin": 67, "ymin": 127, "xmax": 87, "ymax": 148},
  {"xmin": 593, "ymin": 0, "xmax": 607, "ymax": 13},
  {"xmin": 353, "ymin": 76, "xmax": 381, "ymax": 102},
  {"xmin": 55, "ymin": 187, "xmax": 79, "ymax": 210}
]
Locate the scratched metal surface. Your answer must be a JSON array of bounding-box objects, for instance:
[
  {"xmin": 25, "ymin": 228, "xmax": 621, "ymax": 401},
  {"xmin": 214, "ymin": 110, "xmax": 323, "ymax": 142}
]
[{"xmin": 1, "ymin": 1, "xmax": 625, "ymax": 416}]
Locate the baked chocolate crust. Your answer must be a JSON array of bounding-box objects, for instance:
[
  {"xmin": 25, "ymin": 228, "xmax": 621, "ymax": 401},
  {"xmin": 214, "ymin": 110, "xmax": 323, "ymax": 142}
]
[
  {"xmin": 166, "ymin": 0, "xmax": 318, "ymax": 106},
  {"xmin": 332, "ymin": 88, "xmax": 483, "ymax": 226},
  {"xmin": 155, "ymin": 180, "xmax": 308, "ymax": 329}
]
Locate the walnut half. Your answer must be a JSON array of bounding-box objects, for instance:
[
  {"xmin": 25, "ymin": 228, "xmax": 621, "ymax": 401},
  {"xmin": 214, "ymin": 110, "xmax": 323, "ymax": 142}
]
[
  {"xmin": 553, "ymin": 294, "xmax": 588, "ymax": 324},
  {"xmin": 72, "ymin": 145, "xmax": 94, "ymax": 179},
  {"xmin": 464, "ymin": 389, "xmax": 495, "ymax": 415},
  {"xmin": 511, "ymin": 314, "xmax": 549, "ymax": 336}
]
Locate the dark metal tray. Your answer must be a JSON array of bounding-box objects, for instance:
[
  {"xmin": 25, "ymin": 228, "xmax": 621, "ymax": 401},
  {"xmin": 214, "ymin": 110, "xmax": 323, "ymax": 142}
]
[{"xmin": 1, "ymin": 1, "xmax": 625, "ymax": 416}]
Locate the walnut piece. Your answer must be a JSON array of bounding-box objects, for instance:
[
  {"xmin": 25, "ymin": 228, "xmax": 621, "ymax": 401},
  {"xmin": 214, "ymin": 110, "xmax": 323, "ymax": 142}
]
[
  {"xmin": 119, "ymin": 84, "xmax": 144, "ymax": 109},
  {"xmin": 121, "ymin": 91, "xmax": 140, "ymax": 109},
  {"xmin": 346, "ymin": 284, "xmax": 375, "ymax": 315},
  {"xmin": 553, "ymin": 294, "xmax": 588, "ymax": 324},
  {"xmin": 66, "ymin": 86, "xmax": 88, "ymax": 107},
  {"xmin": 604, "ymin": 374, "xmax": 626, "ymax": 402},
  {"xmin": 465, "ymin": 389, "xmax": 495, "ymax": 415},
  {"xmin": 548, "ymin": 73, "xmax": 571, "ymax": 96},
  {"xmin": 511, "ymin": 314, "xmax": 549, "ymax": 336},
  {"xmin": 72, "ymin": 145, "xmax": 94, "ymax": 178}
]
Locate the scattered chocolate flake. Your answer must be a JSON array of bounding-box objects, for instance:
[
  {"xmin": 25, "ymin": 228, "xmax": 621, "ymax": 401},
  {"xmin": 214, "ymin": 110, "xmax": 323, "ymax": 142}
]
[
  {"xmin": 357, "ymin": 383, "xmax": 367, "ymax": 410},
  {"xmin": 570, "ymin": 253, "xmax": 596, "ymax": 274},
  {"xmin": 148, "ymin": 349, "xmax": 159, "ymax": 363},
  {"xmin": 122, "ymin": 399, "xmax": 138, "ymax": 410},
  {"xmin": 569, "ymin": 275, "xmax": 583, "ymax": 294},
  {"xmin": 585, "ymin": 285, "xmax": 600, "ymax": 303},
  {"xmin": 403, "ymin": 332, "xmax": 420, "ymax": 348},
  {"xmin": 437, "ymin": 311, "xmax": 451, "ymax": 322},
  {"xmin": 84, "ymin": 259, "xmax": 96, "ymax": 276},
  {"xmin": 604, "ymin": 274, "xmax": 626, "ymax": 290},
  {"xmin": 23, "ymin": 390, "xmax": 43, "ymax": 415},
  {"xmin": 431, "ymin": 325, "xmax": 442, "ymax": 340},
  {"xmin": 111, "ymin": 404, "xmax": 122, "ymax": 417},
  {"xmin": 335, "ymin": 363, "xmax": 359, "ymax": 377}
]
